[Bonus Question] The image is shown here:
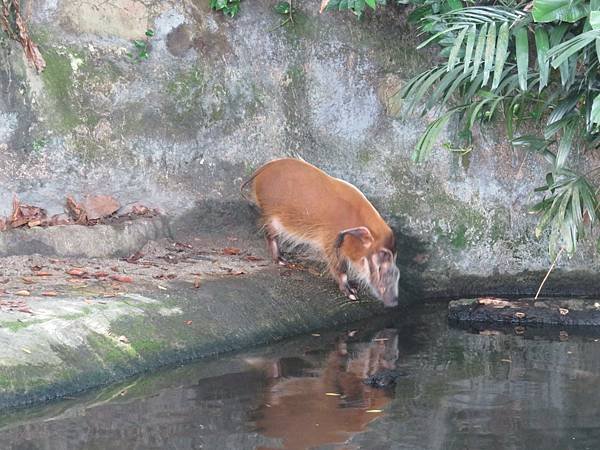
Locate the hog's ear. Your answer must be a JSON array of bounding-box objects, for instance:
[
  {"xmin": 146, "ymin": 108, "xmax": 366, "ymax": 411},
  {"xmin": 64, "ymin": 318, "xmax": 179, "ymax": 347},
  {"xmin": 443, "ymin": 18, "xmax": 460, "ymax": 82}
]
[{"xmin": 336, "ymin": 226, "xmax": 374, "ymax": 249}]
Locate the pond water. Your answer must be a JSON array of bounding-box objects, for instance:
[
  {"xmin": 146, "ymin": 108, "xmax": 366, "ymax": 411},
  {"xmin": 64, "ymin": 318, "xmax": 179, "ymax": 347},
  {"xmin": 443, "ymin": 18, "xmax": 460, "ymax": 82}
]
[{"xmin": 2, "ymin": 301, "xmax": 600, "ymax": 450}]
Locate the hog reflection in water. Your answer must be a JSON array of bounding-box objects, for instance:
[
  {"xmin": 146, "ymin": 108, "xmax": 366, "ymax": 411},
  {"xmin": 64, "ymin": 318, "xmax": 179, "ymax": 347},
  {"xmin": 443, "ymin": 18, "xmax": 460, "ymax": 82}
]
[{"xmin": 250, "ymin": 329, "xmax": 399, "ymax": 450}]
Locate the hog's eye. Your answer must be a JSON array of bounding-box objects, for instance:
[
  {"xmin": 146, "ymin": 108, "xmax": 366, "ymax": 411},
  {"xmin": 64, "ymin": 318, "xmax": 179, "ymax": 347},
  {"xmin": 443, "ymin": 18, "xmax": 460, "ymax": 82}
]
[{"xmin": 378, "ymin": 250, "xmax": 392, "ymax": 262}]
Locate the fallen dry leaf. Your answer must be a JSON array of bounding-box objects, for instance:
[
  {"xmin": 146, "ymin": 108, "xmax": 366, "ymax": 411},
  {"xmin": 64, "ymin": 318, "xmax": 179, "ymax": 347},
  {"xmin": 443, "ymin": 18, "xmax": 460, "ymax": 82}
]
[
  {"xmin": 8, "ymin": 195, "xmax": 47, "ymax": 229},
  {"xmin": 223, "ymin": 247, "xmax": 241, "ymax": 255},
  {"xmin": 66, "ymin": 268, "xmax": 87, "ymax": 277},
  {"xmin": 194, "ymin": 279, "xmax": 201, "ymax": 289},
  {"xmin": 93, "ymin": 271, "xmax": 109, "ymax": 278},
  {"xmin": 124, "ymin": 251, "xmax": 144, "ymax": 263},
  {"xmin": 307, "ymin": 267, "xmax": 322, "ymax": 277},
  {"xmin": 325, "ymin": 392, "xmax": 340, "ymax": 396},
  {"xmin": 184, "ymin": 320, "xmax": 193, "ymax": 325},
  {"xmin": 157, "ymin": 285, "xmax": 167, "ymax": 290},
  {"xmin": 110, "ymin": 274, "xmax": 133, "ymax": 283},
  {"xmin": 131, "ymin": 204, "xmax": 150, "ymax": 215},
  {"xmin": 41, "ymin": 291, "xmax": 58, "ymax": 297},
  {"xmin": 478, "ymin": 297, "xmax": 511, "ymax": 308},
  {"xmin": 82, "ymin": 195, "xmax": 120, "ymax": 220},
  {"xmin": 244, "ymin": 255, "xmax": 264, "ymax": 262},
  {"xmin": 65, "ymin": 196, "xmax": 87, "ymax": 224},
  {"xmin": 21, "ymin": 347, "xmax": 31, "ymax": 354},
  {"xmin": 14, "ymin": 290, "xmax": 30, "ymax": 296},
  {"xmin": 117, "ymin": 203, "xmax": 157, "ymax": 217},
  {"xmin": 34, "ymin": 271, "xmax": 52, "ymax": 277},
  {"xmin": 47, "ymin": 213, "xmax": 71, "ymax": 226},
  {"xmin": 21, "ymin": 277, "xmax": 35, "ymax": 284},
  {"xmin": 366, "ymin": 409, "xmax": 383, "ymax": 413}
]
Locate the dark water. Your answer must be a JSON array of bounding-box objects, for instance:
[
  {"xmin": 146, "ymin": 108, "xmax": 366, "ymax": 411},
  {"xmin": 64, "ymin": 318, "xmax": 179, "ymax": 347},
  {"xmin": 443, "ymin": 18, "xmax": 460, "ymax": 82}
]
[{"xmin": 2, "ymin": 301, "xmax": 600, "ymax": 450}]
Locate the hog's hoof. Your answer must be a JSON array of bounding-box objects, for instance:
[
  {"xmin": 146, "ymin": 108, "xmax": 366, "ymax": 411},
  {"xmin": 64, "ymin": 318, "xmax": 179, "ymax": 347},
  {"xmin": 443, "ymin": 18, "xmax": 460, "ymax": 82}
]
[{"xmin": 340, "ymin": 284, "xmax": 359, "ymax": 301}]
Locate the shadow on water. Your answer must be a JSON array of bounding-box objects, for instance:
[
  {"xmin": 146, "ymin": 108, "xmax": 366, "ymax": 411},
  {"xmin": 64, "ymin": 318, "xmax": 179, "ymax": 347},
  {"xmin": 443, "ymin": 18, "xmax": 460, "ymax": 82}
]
[{"xmin": 2, "ymin": 302, "xmax": 600, "ymax": 449}]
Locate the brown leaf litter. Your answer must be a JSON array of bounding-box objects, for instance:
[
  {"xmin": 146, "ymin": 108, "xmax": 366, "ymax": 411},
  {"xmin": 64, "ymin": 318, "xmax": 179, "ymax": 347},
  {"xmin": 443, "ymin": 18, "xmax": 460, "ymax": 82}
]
[{"xmin": 1, "ymin": 195, "xmax": 158, "ymax": 232}]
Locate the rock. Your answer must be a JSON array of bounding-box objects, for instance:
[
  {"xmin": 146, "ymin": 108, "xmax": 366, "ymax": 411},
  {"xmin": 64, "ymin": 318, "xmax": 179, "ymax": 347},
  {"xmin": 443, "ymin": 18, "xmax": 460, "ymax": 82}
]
[
  {"xmin": 377, "ymin": 74, "xmax": 404, "ymax": 118},
  {"xmin": 61, "ymin": 0, "xmax": 149, "ymax": 39},
  {"xmin": 166, "ymin": 24, "xmax": 193, "ymax": 57},
  {"xmin": 0, "ymin": 216, "xmax": 169, "ymax": 258},
  {"xmin": 363, "ymin": 369, "xmax": 406, "ymax": 388},
  {"xmin": 448, "ymin": 297, "xmax": 600, "ymax": 327}
]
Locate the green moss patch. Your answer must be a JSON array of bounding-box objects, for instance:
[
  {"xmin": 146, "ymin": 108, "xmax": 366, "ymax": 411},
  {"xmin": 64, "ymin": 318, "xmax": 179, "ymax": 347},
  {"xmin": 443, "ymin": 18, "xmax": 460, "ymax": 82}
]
[{"xmin": 41, "ymin": 49, "xmax": 79, "ymax": 131}]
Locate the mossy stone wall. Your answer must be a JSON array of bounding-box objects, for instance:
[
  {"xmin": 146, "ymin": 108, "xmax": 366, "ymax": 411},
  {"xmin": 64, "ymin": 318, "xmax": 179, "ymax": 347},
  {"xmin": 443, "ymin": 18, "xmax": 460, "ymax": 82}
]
[{"xmin": 0, "ymin": 0, "xmax": 597, "ymax": 290}]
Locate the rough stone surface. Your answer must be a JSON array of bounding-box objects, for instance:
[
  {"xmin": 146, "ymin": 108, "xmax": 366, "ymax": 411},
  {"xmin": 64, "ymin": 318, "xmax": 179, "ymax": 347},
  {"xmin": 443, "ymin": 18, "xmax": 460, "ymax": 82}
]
[
  {"xmin": 0, "ymin": 217, "xmax": 170, "ymax": 258},
  {"xmin": 61, "ymin": 0, "xmax": 150, "ymax": 40},
  {"xmin": 0, "ymin": 0, "xmax": 594, "ymax": 290},
  {"xmin": 0, "ymin": 231, "xmax": 384, "ymax": 410},
  {"xmin": 1, "ymin": 0, "xmax": 600, "ymax": 410}
]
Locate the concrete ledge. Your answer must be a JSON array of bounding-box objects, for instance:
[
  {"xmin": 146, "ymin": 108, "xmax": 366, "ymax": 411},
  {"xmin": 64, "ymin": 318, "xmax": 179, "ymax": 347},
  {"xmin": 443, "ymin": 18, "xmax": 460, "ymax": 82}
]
[
  {"xmin": 0, "ymin": 217, "xmax": 171, "ymax": 258},
  {"xmin": 0, "ymin": 267, "xmax": 384, "ymax": 411}
]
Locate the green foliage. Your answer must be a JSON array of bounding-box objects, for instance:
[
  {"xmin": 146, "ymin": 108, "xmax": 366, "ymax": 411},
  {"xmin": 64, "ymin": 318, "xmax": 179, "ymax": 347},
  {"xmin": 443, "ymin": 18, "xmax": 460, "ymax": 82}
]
[
  {"xmin": 529, "ymin": 169, "xmax": 598, "ymax": 256},
  {"xmin": 127, "ymin": 29, "xmax": 154, "ymax": 63},
  {"xmin": 532, "ymin": 0, "xmax": 588, "ymax": 23},
  {"xmin": 275, "ymin": 1, "xmax": 292, "ymax": 14},
  {"xmin": 323, "ymin": 0, "xmax": 382, "ymax": 18},
  {"xmin": 395, "ymin": 0, "xmax": 600, "ymax": 256},
  {"xmin": 271, "ymin": 0, "xmax": 295, "ymax": 30},
  {"xmin": 210, "ymin": 0, "xmax": 242, "ymax": 17},
  {"xmin": 31, "ymin": 137, "xmax": 48, "ymax": 152},
  {"xmin": 205, "ymin": 0, "xmax": 600, "ymax": 257}
]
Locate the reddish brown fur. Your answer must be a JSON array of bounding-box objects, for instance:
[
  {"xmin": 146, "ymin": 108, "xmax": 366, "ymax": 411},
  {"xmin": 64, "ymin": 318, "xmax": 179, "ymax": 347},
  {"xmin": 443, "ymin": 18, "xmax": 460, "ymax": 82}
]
[{"xmin": 244, "ymin": 158, "xmax": 396, "ymax": 295}]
